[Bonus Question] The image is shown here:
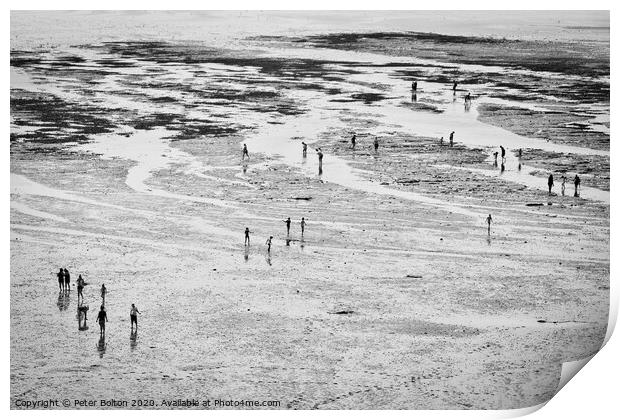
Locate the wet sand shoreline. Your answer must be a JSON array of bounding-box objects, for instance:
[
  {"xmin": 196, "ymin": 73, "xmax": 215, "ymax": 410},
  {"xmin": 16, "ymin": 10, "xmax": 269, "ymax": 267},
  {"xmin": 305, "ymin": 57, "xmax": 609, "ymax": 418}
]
[{"xmin": 11, "ymin": 17, "xmax": 609, "ymax": 410}]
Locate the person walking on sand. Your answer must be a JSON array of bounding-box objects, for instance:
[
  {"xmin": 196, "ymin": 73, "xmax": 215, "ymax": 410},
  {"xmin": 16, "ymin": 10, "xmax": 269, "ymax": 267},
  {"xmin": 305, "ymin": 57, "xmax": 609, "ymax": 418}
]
[
  {"xmin": 449, "ymin": 131, "xmax": 454, "ymax": 147},
  {"xmin": 242, "ymin": 143, "xmax": 249, "ymax": 160},
  {"xmin": 465, "ymin": 92, "xmax": 471, "ymax": 103},
  {"xmin": 317, "ymin": 148, "xmax": 324, "ymax": 173},
  {"xmin": 561, "ymin": 176, "xmax": 566, "ymax": 196},
  {"xmin": 101, "ymin": 284, "xmax": 107, "ymax": 305},
  {"xmin": 351, "ymin": 134, "xmax": 356, "ymax": 149},
  {"xmin": 374, "ymin": 137, "xmax": 379, "ymax": 152},
  {"xmin": 439, "ymin": 136, "xmax": 444, "ymax": 146},
  {"xmin": 244, "ymin": 227, "xmax": 251, "ymax": 246},
  {"xmin": 486, "ymin": 214, "xmax": 492, "ymax": 235},
  {"xmin": 130, "ymin": 304, "xmax": 140, "ymax": 330},
  {"xmin": 266, "ymin": 236, "xmax": 273, "ymax": 253},
  {"xmin": 301, "ymin": 217, "xmax": 306, "ymax": 236},
  {"xmin": 412, "ymin": 81, "xmax": 417, "ymax": 91},
  {"xmin": 96, "ymin": 305, "xmax": 108, "ymax": 336},
  {"xmin": 64, "ymin": 268, "xmax": 70, "ymax": 291},
  {"xmin": 548, "ymin": 174, "xmax": 554, "ymax": 194},
  {"xmin": 77, "ymin": 274, "xmax": 85, "ymax": 302},
  {"xmin": 302, "ymin": 142, "xmax": 307, "ymax": 158},
  {"xmin": 518, "ymin": 148, "xmax": 522, "ymax": 158},
  {"xmin": 500, "ymin": 146, "xmax": 506, "ymax": 162},
  {"xmin": 285, "ymin": 217, "xmax": 291, "ymax": 236},
  {"xmin": 574, "ymin": 174, "xmax": 581, "ymax": 197},
  {"xmin": 57, "ymin": 268, "xmax": 64, "ymax": 292},
  {"xmin": 452, "ymin": 81, "xmax": 458, "ymax": 92}
]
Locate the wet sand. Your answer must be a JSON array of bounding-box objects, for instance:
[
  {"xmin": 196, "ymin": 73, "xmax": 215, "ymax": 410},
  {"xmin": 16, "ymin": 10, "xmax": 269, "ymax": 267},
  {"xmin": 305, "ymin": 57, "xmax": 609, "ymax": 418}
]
[{"xmin": 11, "ymin": 12, "xmax": 609, "ymax": 410}]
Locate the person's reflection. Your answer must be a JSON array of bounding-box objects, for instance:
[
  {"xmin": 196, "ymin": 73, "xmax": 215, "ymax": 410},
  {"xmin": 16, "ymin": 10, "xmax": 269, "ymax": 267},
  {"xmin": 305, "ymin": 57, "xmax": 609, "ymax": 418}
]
[
  {"xmin": 486, "ymin": 236, "xmax": 492, "ymax": 246},
  {"xmin": 286, "ymin": 239, "xmax": 291, "ymax": 247},
  {"xmin": 242, "ymin": 163, "xmax": 248, "ymax": 175},
  {"xmin": 57, "ymin": 292, "xmax": 65, "ymax": 312},
  {"xmin": 97, "ymin": 335, "xmax": 106, "ymax": 358},
  {"xmin": 265, "ymin": 254, "xmax": 272, "ymax": 266},
  {"xmin": 500, "ymin": 163, "xmax": 505, "ymax": 174},
  {"xmin": 411, "ymin": 93, "xmax": 417, "ymax": 102},
  {"xmin": 243, "ymin": 246, "xmax": 249, "ymax": 262},
  {"xmin": 130, "ymin": 330, "xmax": 138, "ymax": 351}
]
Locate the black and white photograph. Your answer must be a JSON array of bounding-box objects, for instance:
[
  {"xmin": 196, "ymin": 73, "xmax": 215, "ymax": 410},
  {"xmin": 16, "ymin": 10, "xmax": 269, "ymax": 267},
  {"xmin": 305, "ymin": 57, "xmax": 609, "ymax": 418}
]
[{"xmin": 9, "ymin": 6, "xmax": 612, "ymax": 412}]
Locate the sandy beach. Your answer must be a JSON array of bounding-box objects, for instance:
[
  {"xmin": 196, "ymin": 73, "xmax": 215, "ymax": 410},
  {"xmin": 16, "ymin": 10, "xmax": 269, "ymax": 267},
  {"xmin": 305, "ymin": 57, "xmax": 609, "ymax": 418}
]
[{"xmin": 10, "ymin": 11, "xmax": 609, "ymax": 410}]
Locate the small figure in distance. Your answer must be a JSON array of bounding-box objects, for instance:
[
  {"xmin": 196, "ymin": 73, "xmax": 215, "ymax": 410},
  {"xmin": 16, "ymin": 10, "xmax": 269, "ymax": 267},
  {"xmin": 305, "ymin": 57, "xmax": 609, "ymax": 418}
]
[
  {"xmin": 130, "ymin": 304, "xmax": 141, "ymax": 331},
  {"xmin": 316, "ymin": 148, "xmax": 324, "ymax": 174},
  {"xmin": 486, "ymin": 214, "xmax": 492, "ymax": 235},
  {"xmin": 301, "ymin": 217, "xmax": 306, "ymax": 236},
  {"xmin": 449, "ymin": 131, "xmax": 455, "ymax": 147},
  {"xmin": 244, "ymin": 227, "xmax": 251, "ymax": 246},
  {"xmin": 57, "ymin": 268, "xmax": 64, "ymax": 292},
  {"xmin": 351, "ymin": 134, "xmax": 356, "ymax": 150},
  {"xmin": 64, "ymin": 268, "xmax": 70, "ymax": 291},
  {"xmin": 493, "ymin": 151, "xmax": 498, "ymax": 167},
  {"xmin": 548, "ymin": 174, "xmax": 554, "ymax": 195},
  {"xmin": 561, "ymin": 176, "xmax": 566, "ymax": 196},
  {"xmin": 266, "ymin": 236, "xmax": 273, "ymax": 253},
  {"xmin": 96, "ymin": 305, "xmax": 108, "ymax": 336},
  {"xmin": 500, "ymin": 145, "xmax": 506, "ymax": 162},
  {"xmin": 452, "ymin": 81, "xmax": 458, "ymax": 92},
  {"xmin": 77, "ymin": 274, "xmax": 85, "ymax": 302},
  {"xmin": 242, "ymin": 143, "xmax": 249, "ymax": 160},
  {"xmin": 574, "ymin": 174, "xmax": 581, "ymax": 197},
  {"xmin": 374, "ymin": 137, "xmax": 379, "ymax": 152},
  {"xmin": 101, "ymin": 283, "xmax": 107, "ymax": 305},
  {"xmin": 302, "ymin": 142, "xmax": 307, "ymax": 158},
  {"xmin": 285, "ymin": 217, "xmax": 291, "ymax": 236}
]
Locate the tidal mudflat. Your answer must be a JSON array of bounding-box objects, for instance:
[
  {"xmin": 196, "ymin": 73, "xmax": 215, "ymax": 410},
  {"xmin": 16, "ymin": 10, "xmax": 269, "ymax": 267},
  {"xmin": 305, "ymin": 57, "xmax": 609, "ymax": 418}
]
[{"xmin": 10, "ymin": 11, "xmax": 609, "ymax": 410}]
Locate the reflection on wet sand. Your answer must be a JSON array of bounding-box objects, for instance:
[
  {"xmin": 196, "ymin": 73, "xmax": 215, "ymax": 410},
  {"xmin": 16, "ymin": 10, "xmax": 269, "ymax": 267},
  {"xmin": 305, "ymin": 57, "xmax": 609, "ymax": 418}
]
[
  {"xmin": 97, "ymin": 335, "xmax": 106, "ymax": 358},
  {"xmin": 130, "ymin": 330, "xmax": 137, "ymax": 351}
]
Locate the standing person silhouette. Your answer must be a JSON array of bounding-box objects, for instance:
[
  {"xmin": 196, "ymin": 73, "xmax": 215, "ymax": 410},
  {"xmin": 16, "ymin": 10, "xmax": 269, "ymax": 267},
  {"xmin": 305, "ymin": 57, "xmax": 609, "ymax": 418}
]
[
  {"xmin": 244, "ymin": 227, "xmax": 251, "ymax": 246},
  {"xmin": 548, "ymin": 174, "xmax": 554, "ymax": 194},
  {"xmin": 351, "ymin": 134, "xmax": 356, "ymax": 150},
  {"xmin": 285, "ymin": 217, "xmax": 291, "ymax": 236},
  {"xmin": 500, "ymin": 146, "xmax": 506, "ymax": 162},
  {"xmin": 130, "ymin": 304, "xmax": 141, "ymax": 331},
  {"xmin": 486, "ymin": 214, "xmax": 493, "ymax": 235},
  {"xmin": 242, "ymin": 143, "xmax": 249, "ymax": 160},
  {"xmin": 96, "ymin": 305, "xmax": 108, "ymax": 336},
  {"xmin": 374, "ymin": 137, "xmax": 379, "ymax": 152},
  {"xmin": 574, "ymin": 174, "xmax": 581, "ymax": 197},
  {"xmin": 266, "ymin": 236, "xmax": 273, "ymax": 253},
  {"xmin": 302, "ymin": 142, "xmax": 307, "ymax": 158},
  {"xmin": 449, "ymin": 131, "xmax": 455, "ymax": 147},
  {"xmin": 57, "ymin": 268, "xmax": 64, "ymax": 292},
  {"xmin": 101, "ymin": 284, "xmax": 107, "ymax": 306},
  {"xmin": 301, "ymin": 217, "xmax": 306, "ymax": 236},
  {"xmin": 63, "ymin": 268, "xmax": 70, "ymax": 291},
  {"xmin": 77, "ymin": 274, "xmax": 85, "ymax": 302},
  {"xmin": 316, "ymin": 149, "xmax": 324, "ymax": 174},
  {"xmin": 561, "ymin": 176, "xmax": 566, "ymax": 196}
]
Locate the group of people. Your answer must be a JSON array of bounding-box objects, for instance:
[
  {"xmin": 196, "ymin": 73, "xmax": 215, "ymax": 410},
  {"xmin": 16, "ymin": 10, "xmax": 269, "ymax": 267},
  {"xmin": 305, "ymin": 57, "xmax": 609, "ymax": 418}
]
[
  {"xmin": 548, "ymin": 173, "xmax": 581, "ymax": 197},
  {"xmin": 244, "ymin": 217, "xmax": 307, "ymax": 254},
  {"xmin": 55, "ymin": 270, "xmax": 140, "ymax": 337}
]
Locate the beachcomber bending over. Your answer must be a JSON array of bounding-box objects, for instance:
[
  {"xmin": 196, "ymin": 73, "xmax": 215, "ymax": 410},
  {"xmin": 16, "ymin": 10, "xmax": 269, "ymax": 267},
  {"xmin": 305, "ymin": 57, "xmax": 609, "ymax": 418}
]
[
  {"xmin": 130, "ymin": 304, "xmax": 140, "ymax": 330},
  {"xmin": 96, "ymin": 305, "xmax": 108, "ymax": 336},
  {"xmin": 486, "ymin": 214, "xmax": 492, "ymax": 235},
  {"xmin": 574, "ymin": 174, "xmax": 581, "ymax": 197},
  {"xmin": 301, "ymin": 217, "xmax": 306, "ymax": 236},
  {"xmin": 548, "ymin": 174, "xmax": 554, "ymax": 194},
  {"xmin": 266, "ymin": 236, "xmax": 273, "ymax": 253},
  {"xmin": 285, "ymin": 217, "xmax": 291, "ymax": 235},
  {"xmin": 449, "ymin": 131, "xmax": 455, "ymax": 147},
  {"xmin": 244, "ymin": 227, "xmax": 251, "ymax": 246},
  {"xmin": 242, "ymin": 144, "xmax": 249, "ymax": 160}
]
